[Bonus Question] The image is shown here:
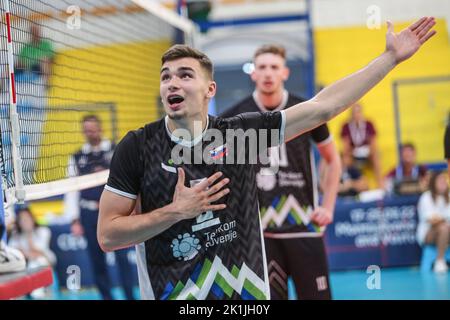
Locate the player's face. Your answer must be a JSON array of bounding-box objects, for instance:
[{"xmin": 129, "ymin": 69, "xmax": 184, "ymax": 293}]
[
  {"xmin": 83, "ymin": 120, "xmax": 102, "ymax": 146},
  {"xmin": 160, "ymin": 58, "xmax": 216, "ymax": 120},
  {"xmin": 251, "ymin": 53, "xmax": 289, "ymax": 95}
]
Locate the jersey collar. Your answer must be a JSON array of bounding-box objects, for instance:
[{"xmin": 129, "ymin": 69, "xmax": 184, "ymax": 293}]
[
  {"xmin": 164, "ymin": 115, "xmax": 210, "ymax": 148},
  {"xmin": 252, "ymin": 89, "xmax": 289, "ymax": 112}
]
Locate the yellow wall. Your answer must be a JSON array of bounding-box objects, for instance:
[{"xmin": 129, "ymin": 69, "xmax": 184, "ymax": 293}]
[
  {"xmin": 36, "ymin": 40, "xmax": 171, "ymax": 181},
  {"xmin": 314, "ymin": 19, "xmax": 450, "ymax": 182}
]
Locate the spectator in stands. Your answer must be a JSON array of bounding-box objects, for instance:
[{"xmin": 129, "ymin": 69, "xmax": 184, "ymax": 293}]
[
  {"xmin": 8, "ymin": 207, "xmax": 56, "ymax": 268},
  {"xmin": 341, "ymin": 103, "xmax": 383, "ymax": 188},
  {"xmin": 385, "ymin": 143, "xmax": 429, "ymax": 195},
  {"xmin": 16, "ymin": 22, "xmax": 54, "ymax": 87},
  {"xmin": 417, "ymin": 171, "xmax": 450, "ymax": 273},
  {"xmin": 335, "ymin": 153, "xmax": 369, "ymax": 197},
  {"xmin": 8, "ymin": 206, "xmax": 56, "ymax": 297}
]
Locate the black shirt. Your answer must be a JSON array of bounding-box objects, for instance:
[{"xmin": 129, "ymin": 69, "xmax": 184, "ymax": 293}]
[
  {"xmin": 106, "ymin": 112, "xmax": 285, "ymax": 300},
  {"xmin": 222, "ymin": 92, "xmax": 330, "ymax": 236}
]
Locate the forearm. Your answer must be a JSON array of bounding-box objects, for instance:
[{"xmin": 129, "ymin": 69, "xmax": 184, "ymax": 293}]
[
  {"xmin": 98, "ymin": 203, "xmax": 181, "ymax": 251},
  {"xmin": 285, "ymin": 51, "xmax": 396, "ymax": 140},
  {"xmin": 321, "ymin": 158, "xmax": 341, "ymax": 215}
]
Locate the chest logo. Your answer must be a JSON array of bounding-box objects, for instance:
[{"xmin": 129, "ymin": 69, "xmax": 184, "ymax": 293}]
[
  {"xmin": 171, "ymin": 233, "xmax": 201, "ymax": 261},
  {"xmin": 210, "ymin": 144, "xmax": 228, "ymax": 160},
  {"xmin": 161, "ymin": 159, "xmax": 177, "ymax": 173}
]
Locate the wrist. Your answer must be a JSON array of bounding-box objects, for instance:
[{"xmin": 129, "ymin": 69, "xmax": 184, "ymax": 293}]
[
  {"xmin": 162, "ymin": 202, "xmax": 183, "ymax": 224},
  {"xmin": 382, "ymin": 50, "xmax": 398, "ymax": 69}
]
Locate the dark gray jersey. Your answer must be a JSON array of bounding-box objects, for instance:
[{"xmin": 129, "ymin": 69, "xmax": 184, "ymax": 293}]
[
  {"xmin": 106, "ymin": 112, "xmax": 285, "ymax": 300},
  {"xmin": 223, "ymin": 93, "xmax": 331, "ymax": 235}
]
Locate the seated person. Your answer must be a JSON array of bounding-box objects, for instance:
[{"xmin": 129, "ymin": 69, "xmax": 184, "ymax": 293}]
[
  {"xmin": 385, "ymin": 143, "xmax": 429, "ymax": 195},
  {"xmin": 417, "ymin": 171, "xmax": 450, "ymax": 273},
  {"xmin": 16, "ymin": 23, "xmax": 54, "ymax": 80},
  {"xmin": 338, "ymin": 154, "xmax": 369, "ymax": 197},
  {"xmin": 341, "ymin": 103, "xmax": 383, "ymax": 188},
  {"xmin": 8, "ymin": 206, "xmax": 56, "ymax": 297},
  {"xmin": 0, "ymin": 22, "xmax": 54, "ymax": 92}
]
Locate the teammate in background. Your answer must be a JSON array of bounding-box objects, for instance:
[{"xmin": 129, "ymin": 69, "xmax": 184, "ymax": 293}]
[
  {"xmin": 64, "ymin": 115, "xmax": 136, "ymax": 300},
  {"xmin": 98, "ymin": 18, "xmax": 436, "ymax": 299},
  {"xmin": 221, "ymin": 45, "xmax": 341, "ymax": 300},
  {"xmin": 341, "ymin": 103, "xmax": 383, "ymax": 188}
]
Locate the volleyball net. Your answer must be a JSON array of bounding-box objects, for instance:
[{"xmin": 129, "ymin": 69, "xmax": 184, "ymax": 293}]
[{"xmin": 0, "ymin": 0, "xmax": 196, "ymax": 204}]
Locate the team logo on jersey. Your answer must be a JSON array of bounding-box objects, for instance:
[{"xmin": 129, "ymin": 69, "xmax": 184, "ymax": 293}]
[
  {"xmin": 171, "ymin": 233, "xmax": 201, "ymax": 261},
  {"xmin": 256, "ymin": 168, "xmax": 277, "ymax": 191},
  {"xmin": 209, "ymin": 144, "xmax": 228, "ymax": 160},
  {"xmin": 161, "ymin": 158, "xmax": 177, "ymax": 173}
]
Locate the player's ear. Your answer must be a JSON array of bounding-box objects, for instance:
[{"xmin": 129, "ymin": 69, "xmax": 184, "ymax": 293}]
[
  {"xmin": 250, "ymin": 69, "xmax": 257, "ymax": 83},
  {"xmin": 206, "ymin": 81, "xmax": 216, "ymax": 98},
  {"xmin": 282, "ymin": 66, "xmax": 290, "ymax": 81}
]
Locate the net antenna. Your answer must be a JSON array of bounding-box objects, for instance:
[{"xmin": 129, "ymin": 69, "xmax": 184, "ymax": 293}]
[{"xmin": 0, "ymin": 0, "xmax": 197, "ymax": 207}]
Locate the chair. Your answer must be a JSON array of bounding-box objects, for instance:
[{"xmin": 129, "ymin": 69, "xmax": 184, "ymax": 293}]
[{"xmin": 420, "ymin": 245, "xmax": 450, "ymax": 272}]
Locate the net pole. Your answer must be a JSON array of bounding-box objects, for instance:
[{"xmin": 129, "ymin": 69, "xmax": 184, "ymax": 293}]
[
  {"xmin": 130, "ymin": 0, "xmax": 197, "ymax": 47},
  {"xmin": 4, "ymin": 0, "xmax": 25, "ymax": 204}
]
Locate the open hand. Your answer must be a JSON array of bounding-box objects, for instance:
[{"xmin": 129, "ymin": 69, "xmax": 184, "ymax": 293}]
[
  {"xmin": 172, "ymin": 168, "xmax": 230, "ymax": 220},
  {"xmin": 386, "ymin": 17, "xmax": 436, "ymax": 64}
]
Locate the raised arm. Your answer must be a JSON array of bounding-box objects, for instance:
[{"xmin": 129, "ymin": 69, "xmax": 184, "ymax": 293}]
[{"xmin": 284, "ymin": 17, "xmax": 436, "ymax": 141}]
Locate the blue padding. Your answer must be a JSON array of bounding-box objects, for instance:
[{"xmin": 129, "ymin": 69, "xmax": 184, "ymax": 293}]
[{"xmin": 420, "ymin": 245, "xmax": 450, "ymax": 272}]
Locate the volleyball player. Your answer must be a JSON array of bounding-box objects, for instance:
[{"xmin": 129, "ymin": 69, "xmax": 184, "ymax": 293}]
[
  {"xmin": 98, "ymin": 17, "xmax": 436, "ymax": 300},
  {"xmin": 222, "ymin": 44, "xmax": 340, "ymax": 299}
]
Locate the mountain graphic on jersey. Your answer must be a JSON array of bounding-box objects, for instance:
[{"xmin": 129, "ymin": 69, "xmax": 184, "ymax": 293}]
[
  {"xmin": 160, "ymin": 255, "xmax": 267, "ymax": 300},
  {"xmin": 260, "ymin": 194, "xmax": 320, "ymax": 232}
]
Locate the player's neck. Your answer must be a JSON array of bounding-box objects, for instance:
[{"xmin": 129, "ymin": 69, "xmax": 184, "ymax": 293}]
[
  {"xmin": 167, "ymin": 114, "xmax": 208, "ymax": 142},
  {"xmin": 256, "ymin": 89, "xmax": 285, "ymax": 110}
]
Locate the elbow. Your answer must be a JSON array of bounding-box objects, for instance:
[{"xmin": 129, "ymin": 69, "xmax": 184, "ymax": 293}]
[
  {"xmin": 97, "ymin": 228, "xmax": 117, "ymax": 252},
  {"xmin": 97, "ymin": 234, "xmax": 114, "ymax": 253}
]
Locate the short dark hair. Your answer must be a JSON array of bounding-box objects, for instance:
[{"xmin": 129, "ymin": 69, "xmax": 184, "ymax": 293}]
[
  {"xmin": 401, "ymin": 142, "xmax": 415, "ymax": 151},
  {"xmin": 82, "ymin": 114, "xmax": 101, "ymax": 124},
  {"xmin": 161, "ymin": 44, "xmax": 213, "ymax": 79},
  {"xmin": 253, "ymin": 44, "xmax": 286, "ymax": 60}
]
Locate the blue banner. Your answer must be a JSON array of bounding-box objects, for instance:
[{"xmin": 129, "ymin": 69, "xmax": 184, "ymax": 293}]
[
  {"xmin": 325, "ymin": 195, "xmax": 422, "ymax": 270},
  {"xmin": 49, "ymin": 224, "xmax": 138, "ymax": 290}
]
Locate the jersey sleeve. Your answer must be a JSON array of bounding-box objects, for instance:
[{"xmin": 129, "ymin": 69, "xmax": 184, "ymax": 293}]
[
  {"xmin": 227, "ymin": 111, "xmax": 286, "ymax": 147},
  {"xmin": 311, "ymin": 123, "xmax": 331, "ymax": 146},
  {"xmin": 105, "ymin": 131, "xmax": 142, "ymax": 199}
]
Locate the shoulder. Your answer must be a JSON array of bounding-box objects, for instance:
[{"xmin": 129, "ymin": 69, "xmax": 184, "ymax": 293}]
[
  {"xmin": 120, "ymin": 118, "xmax": 163, "ymax": 146},
  {"xmin": 419, "ymin": 191, "xmax": 432, "ymax": 203},
  {"xmin": 286, "ymin": 93, "xmax": 306, "ymax": 106},
  {"xmin": 418, "ymin": 165, "xmax": 428, "ymax": 176},
  {"xmin": 36, "ymin": 226, "xmax": 51, "ymax": 238},
  {"xmin": 221, "ymin": 96, "xmax": 256, "ymax": 117}
]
